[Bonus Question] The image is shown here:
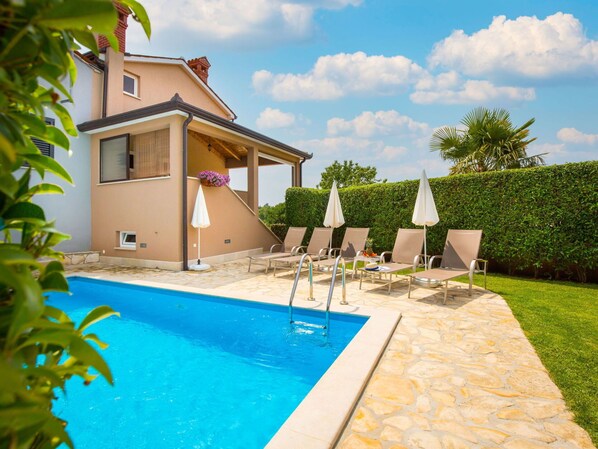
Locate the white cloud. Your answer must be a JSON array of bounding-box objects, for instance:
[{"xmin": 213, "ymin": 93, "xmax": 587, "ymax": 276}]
[
  {"xmin": 379, "ymin": 146, "xmax": 409, "ymax": 160},
  {"xmin": 256, "ymin": 107, "xmax": 296, "ymax": 129},
  {"xmin": 252, "ymin": 52, "xmax": 427, "ymax": 100},
  {"xmin": 428, "ymin": 12, "xmax": 598, "ymax": 81},
  {"xmin": 327, "ymin": 110, "xmax": 431, "ymax": 138},
  {"xmin": 556, "ymin": 128, "xmax": 598, "ymax": 145},
  {"xmin": 128, "ymin": 0, "xmax": 362, "ymax": 51},
  {"xmin": 293, "ymin": 136, "xmax": 375, "ymax": 155},
  {"xmin": 411, "ymin": 80, "xmax": 535, "ymax": 105}
]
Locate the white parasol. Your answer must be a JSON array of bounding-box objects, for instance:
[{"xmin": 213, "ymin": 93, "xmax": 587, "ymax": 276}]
[
  {"xmin": 323, "ymin": 180, "xmax": 345, "ymax": 248},
  {"xmin": 190, "ymin": 185, "xmax": 211, "ymax": 271},
  {"xmin": 412, "ymin": 170, "xmax": 439, "ymax": 269}
]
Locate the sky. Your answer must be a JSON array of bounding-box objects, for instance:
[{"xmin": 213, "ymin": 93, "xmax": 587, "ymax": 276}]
[{"xmin": 127, "ymin": 0, "xmax": 597, "ymax": 205}]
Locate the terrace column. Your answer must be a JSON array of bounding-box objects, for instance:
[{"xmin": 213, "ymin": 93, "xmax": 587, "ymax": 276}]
[
  {"xmin": 247, "ymin": 146, "xmax": 259, "ymax": 213},
  {"xmin": 292, "ymin": 160, "xmax": 302, "ymax": 187}
]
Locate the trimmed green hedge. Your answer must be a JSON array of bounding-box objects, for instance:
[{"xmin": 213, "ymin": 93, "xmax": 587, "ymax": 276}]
[{"xmin": 286, "ymin": 161, "xmax": 598, "ymax": 281}]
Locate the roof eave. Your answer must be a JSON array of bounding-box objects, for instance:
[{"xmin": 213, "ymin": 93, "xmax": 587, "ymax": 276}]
[{"xmin": 78, "ymin": 96, "xmax": 312, "ymax": 160}]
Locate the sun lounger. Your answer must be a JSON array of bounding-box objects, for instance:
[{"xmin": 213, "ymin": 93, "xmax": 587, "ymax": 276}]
[
  {"xmin": 271, "ymin": 227, "xmax": 333, "ymax": 276},
  {"xmin": 248, "ymin": 227, "xmax": 307, "ymax": 273},
  {"xmin": 407, "ymin": 229, "xmax": 487, "ymax": 304},
  {"xmin": 359, "ymin": 228, "xmax": 424, "ymax": 293},
  {"xmin": 313, "ymin": 227, "xmax": 370, "ymax": 278}
]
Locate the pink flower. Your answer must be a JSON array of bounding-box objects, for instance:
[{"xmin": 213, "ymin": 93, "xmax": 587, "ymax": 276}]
[{"xmin": 197, "ymin": 170, "xmax": 230, "ymax": 187}]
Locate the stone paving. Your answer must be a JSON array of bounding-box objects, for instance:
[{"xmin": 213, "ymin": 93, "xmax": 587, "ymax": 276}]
[{"xmin": 66, "ymin": 261, "xmax": 595, "ymax": 449}]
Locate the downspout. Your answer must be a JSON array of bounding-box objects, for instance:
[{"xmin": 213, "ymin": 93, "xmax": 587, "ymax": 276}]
[
  {"xmin": 101, "ymin": 57, "xmax": 108, "ymax": 118},
  {"xmin": 181, "ymin": 113, "xmax": 193, "ymax": 271}
]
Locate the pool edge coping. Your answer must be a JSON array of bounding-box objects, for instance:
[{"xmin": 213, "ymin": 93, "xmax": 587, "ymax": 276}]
[{"xmin": 67, "ymin": 275, "xmax": 402, "ymax": 449}]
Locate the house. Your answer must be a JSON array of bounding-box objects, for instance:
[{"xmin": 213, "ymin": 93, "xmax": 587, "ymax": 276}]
[{"xmin": 45, "ymin": 4, "xmax": 312, "ymax": 270}]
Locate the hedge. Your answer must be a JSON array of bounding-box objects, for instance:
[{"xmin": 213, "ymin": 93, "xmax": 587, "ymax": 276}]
[{"xmin": 286, "ymin": 161, "xmax": 598, "ymax": 282}]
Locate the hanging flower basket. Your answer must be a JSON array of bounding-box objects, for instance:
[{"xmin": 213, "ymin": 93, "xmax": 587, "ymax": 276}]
[{"xmin": 197, "ymin": 170, "xmax": 230, "ymax": 187}]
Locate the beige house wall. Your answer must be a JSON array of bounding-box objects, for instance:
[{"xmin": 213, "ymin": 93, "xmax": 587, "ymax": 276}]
[
  {"xmin": 90, "ymin": 115, "xmax": 184, "ymax": 263},
  {"xmin": 187, "ymin": 179, "xmax": 279, "ymax": 260},
  {"xmin": 122, "ymin": 61, "xmax": 230, "ymax": 118},
  {"xmin": 187, "ymin": 134, "xmax": 229, "ymax": 177}
]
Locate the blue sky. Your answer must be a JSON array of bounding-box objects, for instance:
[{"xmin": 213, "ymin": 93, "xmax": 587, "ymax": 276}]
[{"xmin": 128, "ymin": 0, "xmax": 597, "ymax": 205}]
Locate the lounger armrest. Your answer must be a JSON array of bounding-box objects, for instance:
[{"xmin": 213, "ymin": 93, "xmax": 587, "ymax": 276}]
[
  {"xmin": 318, "ymin": 247, "xmax": 330, "ymax": 258},
  {"xmin": 295, "ymin": 246, "xmax": 307, "ymax": 254},
  {"xmin": 329, "ymin": 247, "xmax": 341, "ymax": 257},
  {"xmin": 429, "ymin": 255, "xmax": 442, "ymax": 268},
  {"xmin": 473, "ymin": 258, "xmax": 488, "ymax": 274},
  {"xmin": 290, "ymin": 245, "xmax": 303, "ymax": 255},
  {"xmin": 412, "ymin": 254, "xmax": 422, "ymax": 271},
  {"xmin": 469, "ymin": 259, "xmax": 488, "ymax": 276},
  {"xmin": 269, "ymin": 243, "xmax": 283, "ymax": 253}
]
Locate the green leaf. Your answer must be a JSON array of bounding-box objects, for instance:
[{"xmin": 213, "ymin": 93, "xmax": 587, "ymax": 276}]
[
  {"xmin": 24, "ymin": 154, "xmax": 73, "ymax": 183},
  {"xmin": 72, "ymin": 30, "xmax": 99, "ymax": 55},
  {"xmin": 39, "ymin": 1, "xmax": 118, "ymax": 33},
  {"xmin": 42, "ymin": 415, "xmax": 74, "ymax": 449},
  {"xmin": 4, "ymin": 202, "xmax": 46, "ymax": 223},
  {"xmin": 78, "ymin": 306, "xmax": 120, "ymax": 332},
  {"xmin": 28, "ymin": 183, "xmax": 65, "ymax": 196},
  {"xmin": 40, "ymin": 271, "xmax": 69, "ymax": 293},
  {"xmin": 44, "ymin": 260, "xmax": 65, "ymax": 275},
  {"xmin": 52, "ymin": 103, "xmax": 77, "ymax": 137},
  {"xmin": 121, "ymin": 0, "xmax": 152, "ymax": 38},
  {"xmin": 83, "ymin": 333, "xmax": 109, "ymax": 350},
  {"xmin": 42, "ymin": 306, "xmax": 73, "ymax": 324},
  {"xmin": 0, "ymin": 245, "xmax": 36, "ymax": 264},
  {"xmin": 69, "ymin": 337, "xmax": 113, "ymax": 384}
]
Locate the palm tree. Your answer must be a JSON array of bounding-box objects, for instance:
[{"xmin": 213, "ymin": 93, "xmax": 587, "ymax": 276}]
[{"xmin": 431, "ymin": 107, "xmax": 546, "ymax": 174}]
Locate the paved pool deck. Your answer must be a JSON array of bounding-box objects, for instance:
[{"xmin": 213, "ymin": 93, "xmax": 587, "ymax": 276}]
[{"xmin": 66, "ymin": 261, "xmax": 594, "ymax": 449}]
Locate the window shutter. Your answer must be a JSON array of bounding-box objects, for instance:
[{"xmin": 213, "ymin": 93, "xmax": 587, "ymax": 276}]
[{"xmin": 31, "ymin": 117, "xmax": 55, "ymax": 158}]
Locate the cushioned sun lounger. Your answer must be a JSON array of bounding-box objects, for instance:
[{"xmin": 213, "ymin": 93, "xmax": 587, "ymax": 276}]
[
  {"xmin": 313, "ymin": 227, "xmax": 370, "ymax": 278},
  {"xmin": 407, "ymin": 229, "xmax": 487, "ymax": 304},
  {"xmin": 271, "ymin": 227, "xmax": 333, "ymax": 276},
  {"xmin": 359, "ymin": 228, "xmax": 424, "ymax": 293},
  {"xmin": 247, "ymin": 227, "xmax": 307, "ymax": 273}
]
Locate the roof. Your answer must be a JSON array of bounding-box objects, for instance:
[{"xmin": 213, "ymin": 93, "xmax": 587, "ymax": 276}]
[
  {"xmin": 77, "ymin": 94, "xmax": 312, "ymax": 161},
  {"xmin": 124, "ymin": 53, "xmax": 236, "ymax": 120},
  {"xmin": 77, "ymin": 51, "xmax": 236, "ymax": 120}
]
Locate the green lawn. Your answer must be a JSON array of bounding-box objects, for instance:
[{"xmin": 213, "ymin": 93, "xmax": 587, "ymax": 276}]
[{"xmin": 467, "ymin": 274, "xmax": 598, "ymax": 444}]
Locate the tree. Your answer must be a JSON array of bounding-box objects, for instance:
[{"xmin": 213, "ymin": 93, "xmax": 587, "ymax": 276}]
[
  {"xmin": 317, "ymin": 160, "xmax": 386, "ymax": 189},
  {"xmin": 0, "ymin": 1, "xmax": 150, "ymax": 448},
  {"xmin": 258, "ymin": 202, "xmax": 285, "ymax": 226},
  {"xmin": 430, "ymin": 107, "xmax": 546, "ymax": 175}
]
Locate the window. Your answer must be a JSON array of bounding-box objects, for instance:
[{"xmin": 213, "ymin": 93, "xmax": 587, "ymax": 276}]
[
  {"xmin": 100, "ymin": 134, "xmax": 129, "ymax": 182},
  {"xmin": 31, "ymin": 117, "xmax": 55, "ymax": 158},
  {"xmin": 123, "ymin": 72, "xmax": 139, "ymax": 97},
  {"xmin": 119, "ymin": 231, "xmax": 136, "ymax": 249},
  {"xmin": 100, "ymin": 129, "xmax": 169, "ymax": 183}
]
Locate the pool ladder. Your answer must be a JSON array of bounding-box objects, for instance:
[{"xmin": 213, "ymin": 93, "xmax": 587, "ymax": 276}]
[{"xmin": 288, "ymin": 253, "xmax": 348, "ymax": 331}]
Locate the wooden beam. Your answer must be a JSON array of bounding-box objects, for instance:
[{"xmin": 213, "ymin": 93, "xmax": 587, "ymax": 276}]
[
  {"xmin": 212, "ymin": 139, "xmax": 240, "ymax": 161},
  {"xmin": 225, "ymin": 156, "xmax": 281, "ymax": 169}
]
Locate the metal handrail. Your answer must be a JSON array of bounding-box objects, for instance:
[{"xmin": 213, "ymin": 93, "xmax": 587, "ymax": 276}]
[
  {"xmin": 288, "ymin": 253, "xmax": 315, "ymax": 324},
  {"xmin": 325, "ymin": 255, "xmax": 347, "ymax": 330}
]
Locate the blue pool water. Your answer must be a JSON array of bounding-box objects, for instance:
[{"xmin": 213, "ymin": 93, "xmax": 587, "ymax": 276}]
[{"xmin": 49, "ymin": 277, "xmax": 366, "ymax": 449}]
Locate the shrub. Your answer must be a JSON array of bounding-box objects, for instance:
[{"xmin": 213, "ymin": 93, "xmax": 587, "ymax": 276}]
[
  {"xmin": 286, "ymin": 161, "xmax": 598, "ymax": 281},
  {"xmin": 269, "ymin": 223, "xmax": 288, "ymax": 242}
]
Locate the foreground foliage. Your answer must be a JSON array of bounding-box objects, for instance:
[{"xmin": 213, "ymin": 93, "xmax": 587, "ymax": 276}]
[
  {"xmin": 0, "ymin": 1, "xmax": 150, "ymax": 448},
  {"xmin": 286, "ymin": 162, "xmax": 598, "ymax": 281}
]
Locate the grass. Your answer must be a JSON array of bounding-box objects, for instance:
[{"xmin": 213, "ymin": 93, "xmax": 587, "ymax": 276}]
[{"xmin": 465, "ymin": 273, "xmax": 598, "ymax": 444}]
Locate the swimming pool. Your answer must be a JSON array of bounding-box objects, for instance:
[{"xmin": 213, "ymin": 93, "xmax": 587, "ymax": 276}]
[{"xmin": 50, "ymin": 277, "xmax": 367, "ymax": 449}]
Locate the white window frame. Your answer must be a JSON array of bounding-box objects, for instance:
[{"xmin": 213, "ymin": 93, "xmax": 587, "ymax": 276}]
[
  {"xmin": 119, "ymin": 231, "xmax": 137, "ymax": 249},
  {"xmin": 123, "ymin": 72, "xmax": 139, "ymax": 97}
]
